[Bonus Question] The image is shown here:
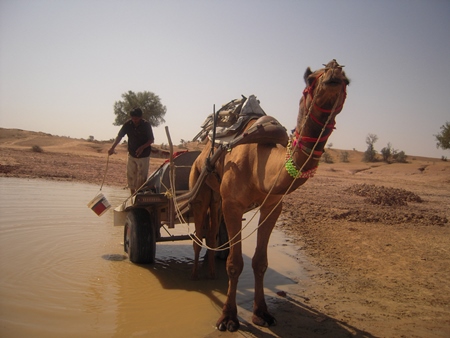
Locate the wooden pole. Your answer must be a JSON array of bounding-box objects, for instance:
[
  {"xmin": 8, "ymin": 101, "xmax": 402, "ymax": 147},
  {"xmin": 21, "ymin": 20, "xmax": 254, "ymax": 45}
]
[{"xmin": 165, "ymin": 126, "xmax": 175, "ymax": 228}]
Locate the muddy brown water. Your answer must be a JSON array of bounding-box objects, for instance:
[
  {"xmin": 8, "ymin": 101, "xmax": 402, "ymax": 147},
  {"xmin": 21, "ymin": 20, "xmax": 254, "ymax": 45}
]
[{"xmin": 0, "ymin": 177, "xmax": 308, "ymax": 337}]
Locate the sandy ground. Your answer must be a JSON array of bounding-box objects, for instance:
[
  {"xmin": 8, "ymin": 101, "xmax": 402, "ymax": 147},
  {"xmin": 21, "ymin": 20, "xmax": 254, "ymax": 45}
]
[{"xmin": 1, "ymin": 128, "xmax": 450, "ymax": 337}]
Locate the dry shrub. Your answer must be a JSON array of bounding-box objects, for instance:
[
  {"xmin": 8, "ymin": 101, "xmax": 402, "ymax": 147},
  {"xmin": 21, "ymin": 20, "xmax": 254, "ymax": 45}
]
[{"xmin": 31, "ymin": 145, "xmax": 43, "ymax": 153}]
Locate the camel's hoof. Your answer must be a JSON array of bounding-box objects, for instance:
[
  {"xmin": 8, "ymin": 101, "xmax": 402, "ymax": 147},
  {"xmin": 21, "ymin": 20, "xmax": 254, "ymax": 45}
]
[
  {"xmin": 216, "ymin": 317, "xmax": 240, "ymax": 332},
  {"xmin": 252, "ymin": 312, "xmax": 277, "ymax": 327}
]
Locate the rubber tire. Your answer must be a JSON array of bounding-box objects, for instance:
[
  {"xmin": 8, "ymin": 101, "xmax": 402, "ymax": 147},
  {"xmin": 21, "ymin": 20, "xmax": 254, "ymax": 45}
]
[{"xmin": 124, "ymin": 209, "xmax": 156, "ymax": 264}]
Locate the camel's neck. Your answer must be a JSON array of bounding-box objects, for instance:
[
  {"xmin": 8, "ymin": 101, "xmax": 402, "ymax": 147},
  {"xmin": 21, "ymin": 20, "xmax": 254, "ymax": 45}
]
[
  {"xmin": 284, "ymin": 92, "xmax": 343, "ymax": 182},
  {"xmin": 271, "ymin": 63, "xmax": 348, "ymax": 192}
]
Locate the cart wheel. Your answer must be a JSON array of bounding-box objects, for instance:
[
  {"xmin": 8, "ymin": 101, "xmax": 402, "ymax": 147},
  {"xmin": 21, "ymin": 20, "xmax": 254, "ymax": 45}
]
[{"xmin": 124, "ymin": 209, "xmax": 156, "ymax": 264}]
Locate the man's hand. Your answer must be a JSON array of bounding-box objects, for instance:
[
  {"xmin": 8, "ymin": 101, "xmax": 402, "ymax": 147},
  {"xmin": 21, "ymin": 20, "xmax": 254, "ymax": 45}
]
[
  {"xmin": 136, "ymin": 143, "xmax": 152, "ymax": 157},
  {"xmin": 108, "ymin": 148, "xmax": 116, "ymax": 156},
  {"xmin": 135, "ymin": 146, "xmax": 144, "ymax": 157}
]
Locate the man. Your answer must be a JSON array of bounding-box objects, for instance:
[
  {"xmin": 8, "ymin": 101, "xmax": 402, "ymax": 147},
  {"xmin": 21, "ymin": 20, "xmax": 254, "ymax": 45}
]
[{"xmin": 108, "ymin": 107, "xmax": 154, "ymax": 194}]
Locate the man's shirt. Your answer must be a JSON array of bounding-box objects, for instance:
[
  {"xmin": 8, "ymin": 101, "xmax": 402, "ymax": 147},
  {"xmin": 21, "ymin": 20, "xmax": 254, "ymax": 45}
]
[{"xmin": 118, "ymin": 119, "xmax": 154, "ymax": 158}]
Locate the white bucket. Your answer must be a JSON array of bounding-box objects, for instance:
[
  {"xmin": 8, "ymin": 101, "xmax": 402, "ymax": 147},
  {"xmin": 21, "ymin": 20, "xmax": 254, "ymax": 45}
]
[
  {"xmin": 87, "ymin": 193, "xmax": 111, "ymax": 216},
  {"xmin": 114, "ymin": 206, "xmax": 128, "ymax": 226}
]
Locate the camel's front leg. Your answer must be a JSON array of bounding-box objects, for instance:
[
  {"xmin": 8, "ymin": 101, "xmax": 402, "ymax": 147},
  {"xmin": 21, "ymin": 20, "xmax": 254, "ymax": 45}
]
[
  {"xmin": 251, "ymin": 202, "xmax": 282, "ymax": 327},
  {"xmin": 216, "ymin": 206, "xmax": 244, "ymax": 332},
  {"xmin": 217, "ymin": 241, "xmax": 243, "ymax": 331}
]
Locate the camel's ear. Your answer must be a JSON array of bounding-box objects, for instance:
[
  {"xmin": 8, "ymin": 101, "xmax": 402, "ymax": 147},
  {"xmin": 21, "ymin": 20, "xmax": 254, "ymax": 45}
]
[{"xmin": 304, "ymin": 67, "xmax": 313, "ymax": 84}]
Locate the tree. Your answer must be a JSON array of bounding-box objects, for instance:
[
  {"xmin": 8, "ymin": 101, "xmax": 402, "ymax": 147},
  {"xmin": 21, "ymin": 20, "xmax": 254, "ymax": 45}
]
[
  {"xmin": 435, "ymin": 122, "xmax": 450, "ymax": 150},
  {"xmin": 113, "ymin": 91, "xmax": 166, "ymax": 127},
  {"xmin": 340, "ymin": 151, "xmax": 349, "ymax": 163},
  {"xmin": 393, "ymin": 150, "xmax": 407, "ymax": 163},
  {"xmin": 381, "ymin": 142, "xmax": 393, "ymax": 163},
  {"xmin": 363, "ymin": 133, "xmax": 378, "ymax": 162},
  {"xmin": 380, "ymin": 143, "xmax": 408, "ymax": 163}
]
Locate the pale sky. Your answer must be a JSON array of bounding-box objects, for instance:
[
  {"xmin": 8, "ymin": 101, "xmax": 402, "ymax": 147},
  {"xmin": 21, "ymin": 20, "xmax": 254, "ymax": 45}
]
[{"xmin": 1, "ymin": 0, "xmax": 449, "ymax": 158}]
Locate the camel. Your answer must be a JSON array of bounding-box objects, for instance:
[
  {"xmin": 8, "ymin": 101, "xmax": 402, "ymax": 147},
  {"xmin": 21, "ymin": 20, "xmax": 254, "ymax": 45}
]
[{"xmin": 188, "ymin": 59, "xmax": 349, "ymax": 331}]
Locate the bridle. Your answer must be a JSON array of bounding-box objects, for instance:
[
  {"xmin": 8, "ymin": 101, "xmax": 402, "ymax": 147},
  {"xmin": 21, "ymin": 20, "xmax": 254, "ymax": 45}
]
[
  {"xmin": 286, "ymin": 67, "xmax": 348, "ymax": 178},
  {"xmin": 302, "ymin": 71, "xmax": 347, "ymax": 115},
  {"xmin": 297, "ymin": 69, "xmax": 347, "ymax": 145}
]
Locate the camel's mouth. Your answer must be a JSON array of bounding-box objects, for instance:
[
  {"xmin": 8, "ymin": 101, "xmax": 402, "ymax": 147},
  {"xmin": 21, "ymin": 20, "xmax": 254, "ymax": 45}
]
[{"xmin": 323, "ymin": 78, "xmax": 343, "ymax": 86}]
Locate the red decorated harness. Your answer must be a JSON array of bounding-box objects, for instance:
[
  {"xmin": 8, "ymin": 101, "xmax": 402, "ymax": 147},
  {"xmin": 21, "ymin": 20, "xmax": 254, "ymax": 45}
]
[{"xmin": 286, "ymin": 70, "xmax": 347, "ymax": 178}]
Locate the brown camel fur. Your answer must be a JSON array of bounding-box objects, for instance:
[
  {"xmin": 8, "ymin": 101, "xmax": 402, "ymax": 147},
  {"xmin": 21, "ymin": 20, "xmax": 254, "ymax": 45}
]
[{"xmin": 189, "ymin": 60, "xmax": 349, "ymax": 332}]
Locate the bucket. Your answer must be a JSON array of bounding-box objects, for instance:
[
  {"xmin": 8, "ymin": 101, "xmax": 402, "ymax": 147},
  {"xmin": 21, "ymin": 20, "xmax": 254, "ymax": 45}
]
[
  {"xmin": 114, "ymin": 206, "xmax": 128, "ymax": 226},
  {"xmin": 87, "ymin": 193, "xmax": 111, "ymax": 216}
]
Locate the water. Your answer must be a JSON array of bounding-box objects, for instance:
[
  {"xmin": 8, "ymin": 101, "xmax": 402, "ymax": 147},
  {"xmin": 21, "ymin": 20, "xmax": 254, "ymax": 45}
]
[{"xmin": 0, "ymin": 177, "xmax": 307, "ymax": 337}]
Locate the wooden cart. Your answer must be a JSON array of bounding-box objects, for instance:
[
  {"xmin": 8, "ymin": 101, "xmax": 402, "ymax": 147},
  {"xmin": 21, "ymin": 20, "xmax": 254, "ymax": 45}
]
[{"xmin": 116, "ymin": 97, "xmax": 288, "ymax": 264}]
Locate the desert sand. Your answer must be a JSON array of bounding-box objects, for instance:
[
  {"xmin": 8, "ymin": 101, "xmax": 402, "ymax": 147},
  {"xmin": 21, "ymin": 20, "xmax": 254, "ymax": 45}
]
[{"xmin": 1, "ymin": 127, "xmax": 449, "ymax": 337}]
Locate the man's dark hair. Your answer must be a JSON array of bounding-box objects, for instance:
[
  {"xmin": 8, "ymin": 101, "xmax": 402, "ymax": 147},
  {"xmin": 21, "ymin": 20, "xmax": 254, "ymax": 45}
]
[{"xmin": 130, "ymin": 107, "xmax": 143, "ymax": 117}]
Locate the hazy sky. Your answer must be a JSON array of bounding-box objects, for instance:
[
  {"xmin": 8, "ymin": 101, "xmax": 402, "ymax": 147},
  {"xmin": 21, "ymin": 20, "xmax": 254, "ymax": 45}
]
[{"xmin": 1, "ymin": 0, "xmax": 449, "ymax": 158}]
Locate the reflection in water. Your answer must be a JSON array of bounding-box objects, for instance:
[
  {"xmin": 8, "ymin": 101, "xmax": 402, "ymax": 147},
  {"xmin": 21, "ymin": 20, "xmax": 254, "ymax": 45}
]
[
  {"xmin": 101, "ymin": 254, "xmax": 127, "ymax": 261},
  {"xmin": 0, "ymin": 177, "xmax": 307, "ymax": 337}
]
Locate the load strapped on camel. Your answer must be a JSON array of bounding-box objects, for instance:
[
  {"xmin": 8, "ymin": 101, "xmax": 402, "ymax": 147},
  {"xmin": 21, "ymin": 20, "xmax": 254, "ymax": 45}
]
[{"xmin": 192, "ymin": 94, "xmax": 289, "ymax": 148}]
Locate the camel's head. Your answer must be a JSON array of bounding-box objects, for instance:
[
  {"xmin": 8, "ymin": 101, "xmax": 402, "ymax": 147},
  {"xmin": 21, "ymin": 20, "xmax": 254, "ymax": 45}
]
[
  {"xmin": 296, "ymin": 60, "xmax": 349, "ymax": 146},
  {"xmin": 304, "ymin": 59, "xmax": 349, "ymax": 89},
  {"xmin": 301, "ymin": 59, "xmax": 349, "ymax": 117}
]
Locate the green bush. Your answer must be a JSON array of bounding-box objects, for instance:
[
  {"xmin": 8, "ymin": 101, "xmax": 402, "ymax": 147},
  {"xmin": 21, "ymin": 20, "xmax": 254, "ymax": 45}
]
[{"xmin": 393, "ymin": 151, "xmax": 407, "ymax": 163}]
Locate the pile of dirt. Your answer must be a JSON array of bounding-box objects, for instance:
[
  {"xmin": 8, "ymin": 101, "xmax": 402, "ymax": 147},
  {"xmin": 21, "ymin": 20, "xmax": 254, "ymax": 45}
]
[
  {"xmin": 337, "ymin": 183, "xmax": 447, "ymax": 226},
  {"xmin": 330, "ymin": 204, "xmax": 448, "ymax": 226},
  {"xmin": 344, "ymin": 183, "xmax": 423, "ymax": 206},
  {"xmin": 281, "ymin": 179, "xmax": 448, "ymax": 227}
]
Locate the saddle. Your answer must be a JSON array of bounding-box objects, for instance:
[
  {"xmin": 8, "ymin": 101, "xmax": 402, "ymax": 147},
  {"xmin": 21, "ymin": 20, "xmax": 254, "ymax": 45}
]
[{"xmin": 193, "ymin": 95, "xmax": 287, "ymax": 147}]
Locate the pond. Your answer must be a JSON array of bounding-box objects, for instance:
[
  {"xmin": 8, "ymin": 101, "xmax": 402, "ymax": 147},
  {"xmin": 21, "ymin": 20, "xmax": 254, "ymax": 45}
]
[{"xmin": 0, "ymin": 177, "xmax": 306, "ymax": 337}]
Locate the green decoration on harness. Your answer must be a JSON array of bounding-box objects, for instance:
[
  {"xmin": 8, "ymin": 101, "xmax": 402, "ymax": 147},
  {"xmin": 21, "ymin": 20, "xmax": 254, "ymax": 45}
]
[
  {"xmin": 285, "ymin": 158, "xmax": 299, "ymax": 178},
  {"xmin": 285, "ymin": 157, "xmax": 318, "ymax": 179}
]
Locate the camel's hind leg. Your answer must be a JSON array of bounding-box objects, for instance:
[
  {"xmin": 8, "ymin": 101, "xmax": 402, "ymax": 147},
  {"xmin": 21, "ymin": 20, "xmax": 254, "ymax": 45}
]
[
  {"xmin": 204, "ymin": 190, "xmax": 220, "ymax": 279},
  {"xmin": 216, "ymin": 199, "xmax": 245, "ymax": 332},
  {"xmin": 190, "ymin": 183, "xmax": 211, "ymax": 280}
]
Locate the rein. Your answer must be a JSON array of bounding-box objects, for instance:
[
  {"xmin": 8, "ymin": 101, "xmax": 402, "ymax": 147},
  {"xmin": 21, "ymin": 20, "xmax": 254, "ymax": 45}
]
[{"xmin": 181, "ymin": 63, "xmax": 348, "ymax": 253}]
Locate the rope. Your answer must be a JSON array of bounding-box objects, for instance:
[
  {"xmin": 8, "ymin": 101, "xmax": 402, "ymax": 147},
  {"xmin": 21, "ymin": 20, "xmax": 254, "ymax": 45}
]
[
  {"xmin": 184, "ymin": 81, "xmax": 322, "ymax": 251},
  {"xmin": 99, "ymin": 154, "xmax": 109, "ymax": 191},
  {"xmin": 224, "ymin": 78, "xmax": 343, "ymax": 250},
  {"xmin": 172, "ymin": 75, "xmax": 343, "ymax": 252},
  {"xmin": 91, "ymin": 154, "xmax": 110, "ymax": 202}
]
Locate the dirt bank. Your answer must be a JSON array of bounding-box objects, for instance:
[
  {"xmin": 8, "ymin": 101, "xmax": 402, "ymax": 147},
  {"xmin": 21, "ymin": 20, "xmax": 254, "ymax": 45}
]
[{"xmin": 1, "ymin": 128, "xmax": 450, "ymax": 337}]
